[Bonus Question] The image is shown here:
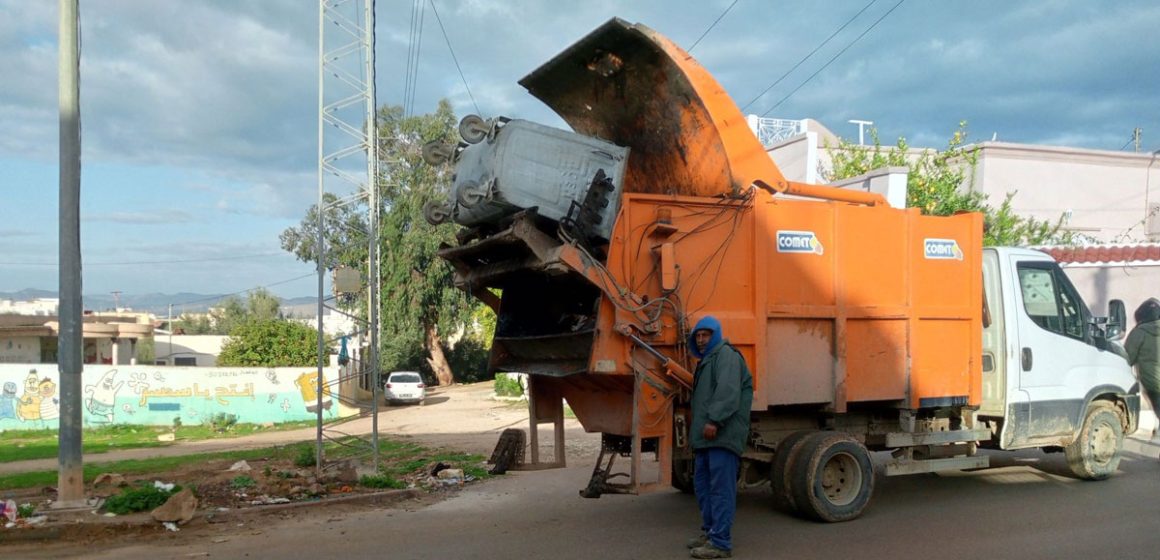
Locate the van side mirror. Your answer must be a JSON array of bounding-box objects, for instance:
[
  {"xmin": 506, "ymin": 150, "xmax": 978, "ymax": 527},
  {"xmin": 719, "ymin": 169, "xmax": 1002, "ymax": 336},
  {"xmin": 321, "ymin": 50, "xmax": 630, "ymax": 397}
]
[{"xmin": 1106, "ymin": 299, "xmax": 1127, "ymax": 341}]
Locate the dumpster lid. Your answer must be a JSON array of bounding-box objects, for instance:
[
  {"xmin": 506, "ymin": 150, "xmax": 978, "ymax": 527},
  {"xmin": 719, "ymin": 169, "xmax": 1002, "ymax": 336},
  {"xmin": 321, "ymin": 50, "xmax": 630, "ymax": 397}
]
[{"xmin": 519, "ymin": 18, "xmax": 785, "ymax": 198}]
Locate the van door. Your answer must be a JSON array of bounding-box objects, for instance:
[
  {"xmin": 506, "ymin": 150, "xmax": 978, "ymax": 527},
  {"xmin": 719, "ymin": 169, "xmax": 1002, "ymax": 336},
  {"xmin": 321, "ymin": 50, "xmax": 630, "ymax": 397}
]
[{"xmin": 1008, "ymin": 256, "xmax": 1095, "ymax": 445}]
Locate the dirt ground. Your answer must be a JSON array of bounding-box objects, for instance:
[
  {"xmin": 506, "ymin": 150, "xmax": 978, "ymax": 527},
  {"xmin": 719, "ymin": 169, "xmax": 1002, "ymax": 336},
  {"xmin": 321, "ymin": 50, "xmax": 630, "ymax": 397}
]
[{"xmin": 0, "ymin": 381, "xmax": 601, "ymax": 548}]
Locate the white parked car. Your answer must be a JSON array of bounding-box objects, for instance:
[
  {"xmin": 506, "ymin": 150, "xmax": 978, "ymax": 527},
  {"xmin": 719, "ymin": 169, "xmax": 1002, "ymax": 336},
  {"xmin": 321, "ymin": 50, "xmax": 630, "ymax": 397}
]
[{"xmin": 384, "ymin": 371, "xmax": 426, "ymax": 405}]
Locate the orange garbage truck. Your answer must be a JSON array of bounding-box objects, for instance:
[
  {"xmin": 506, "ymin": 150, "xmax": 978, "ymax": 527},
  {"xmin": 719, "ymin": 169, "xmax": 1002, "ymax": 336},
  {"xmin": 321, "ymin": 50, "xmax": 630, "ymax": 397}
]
[{"xmin": 430, "ymin": 18, "xmax": 1139, "ymax": 522}]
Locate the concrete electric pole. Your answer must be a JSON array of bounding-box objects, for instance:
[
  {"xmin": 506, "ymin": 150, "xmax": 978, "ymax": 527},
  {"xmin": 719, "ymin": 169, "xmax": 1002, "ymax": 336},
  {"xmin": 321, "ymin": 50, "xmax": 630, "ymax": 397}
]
[{"xmin": 56, "ymin": 0, "xmax": 86, "ymax": 508}]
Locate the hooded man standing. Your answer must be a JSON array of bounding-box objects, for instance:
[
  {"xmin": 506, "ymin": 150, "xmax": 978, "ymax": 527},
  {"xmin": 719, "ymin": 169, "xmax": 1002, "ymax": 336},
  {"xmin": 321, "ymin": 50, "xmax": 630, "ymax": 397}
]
[
  {"xmin": 1125, "ymin": 298, "xmax": 1160, "ymax": 443},
  {"xmin": 686, "ymin": 316, "xmax": 753, "ymax": 559}
]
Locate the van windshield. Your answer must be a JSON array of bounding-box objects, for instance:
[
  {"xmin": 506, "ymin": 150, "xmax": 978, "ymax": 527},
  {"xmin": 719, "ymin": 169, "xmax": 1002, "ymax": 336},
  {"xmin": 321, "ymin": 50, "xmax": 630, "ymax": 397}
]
[{"xmin": 390, "ymin": 373, "xmax": 422, "ymax": 384}]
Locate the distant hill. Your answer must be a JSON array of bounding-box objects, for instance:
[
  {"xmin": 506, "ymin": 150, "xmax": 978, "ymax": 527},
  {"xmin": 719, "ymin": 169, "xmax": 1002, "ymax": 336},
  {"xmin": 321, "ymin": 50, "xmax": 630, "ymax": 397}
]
[{"xmin": 0, "ymin": 290, "xmax": 317, "ymax": 316}]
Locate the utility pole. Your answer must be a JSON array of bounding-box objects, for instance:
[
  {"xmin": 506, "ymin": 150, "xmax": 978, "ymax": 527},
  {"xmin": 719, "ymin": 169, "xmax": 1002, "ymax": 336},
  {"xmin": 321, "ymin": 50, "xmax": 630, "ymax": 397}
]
[
  {"xmin": 111, "ymin": 290, "xmax": 121, "ymax": 311},
  {"xmin": 56, "ymin": 0, "xmax": 86, "ymax": 508},
  {"xmin": 1133, "ymin": 127, "xmax": 1142, "ymax": 153}
]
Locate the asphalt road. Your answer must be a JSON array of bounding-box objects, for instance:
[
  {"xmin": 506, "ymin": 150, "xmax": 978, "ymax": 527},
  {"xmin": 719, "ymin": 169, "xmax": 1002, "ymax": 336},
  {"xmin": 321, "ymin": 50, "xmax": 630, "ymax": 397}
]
[{"xmin": 35, "ymin": 435, "xmax": 1160, "ymax": 560}]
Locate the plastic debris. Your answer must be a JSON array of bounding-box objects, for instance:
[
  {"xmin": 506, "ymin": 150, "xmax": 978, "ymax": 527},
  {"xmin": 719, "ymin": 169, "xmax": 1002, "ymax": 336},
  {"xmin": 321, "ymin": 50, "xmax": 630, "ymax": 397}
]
[
  {"xmin": 0, "ymin": 499, "xmax": 18, "ymax": 523},
  {"xmin": 154, "ymin": 480, "xmax": 176, "ymax": 492},
  {"xmin": 163, "ymin": 522, "xmax": 179, "ymax": 532}
]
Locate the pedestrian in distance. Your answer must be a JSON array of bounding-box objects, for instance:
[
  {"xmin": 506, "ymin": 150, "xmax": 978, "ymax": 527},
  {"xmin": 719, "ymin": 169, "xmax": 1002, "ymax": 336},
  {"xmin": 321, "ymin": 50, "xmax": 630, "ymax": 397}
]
[
  {"xmin": 686, "ymin": 316, "xmax": 753, "ymax": 559},
  {"xmin": 1125, "ymin": 297, "xmax": 1160, "ymax": 445}
]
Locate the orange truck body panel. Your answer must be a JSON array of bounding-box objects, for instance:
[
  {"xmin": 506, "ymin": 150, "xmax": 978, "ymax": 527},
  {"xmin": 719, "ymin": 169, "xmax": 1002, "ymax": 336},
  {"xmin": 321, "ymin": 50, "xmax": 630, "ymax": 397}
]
[
  {"xmin": 509, "ymin": 19, "xmax": 983, "ymax": 435},
  {"xmin": 441, "ymin": 20, "xmax": 984, "ymax": 454},
  {"xmin": 571, "ymin": 192, "xmax": 983, "ymax": 435}
]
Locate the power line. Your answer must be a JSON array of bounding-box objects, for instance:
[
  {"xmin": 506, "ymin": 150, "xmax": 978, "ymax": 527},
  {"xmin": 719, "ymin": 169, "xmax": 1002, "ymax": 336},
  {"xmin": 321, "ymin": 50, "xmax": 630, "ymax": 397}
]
[
  {"xmin": 0, "ymin": 252, "xmax": 289, "ymax": 267},
  {"xmin": 689, "ymin": 0, "xmax": 740, "ymax": 53},
  {"xmin": 428, "ymin": 0, "xmax": 481, "ymax": 117},
  {"xmin": 761, "ymin": 0, "xmax": 906, "ymax": 117},
  {"xmin": 171, "ymin": 273, "xmax": 318, "ymax": 307},
  {"xmin": 741, "ymin": 0, "xmax": 878, "ymax": 112}
]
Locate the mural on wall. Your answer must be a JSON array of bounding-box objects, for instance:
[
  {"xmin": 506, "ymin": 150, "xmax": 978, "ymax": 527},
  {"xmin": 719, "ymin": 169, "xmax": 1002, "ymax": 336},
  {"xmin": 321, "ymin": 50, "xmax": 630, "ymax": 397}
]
[{"xmin": 0, "ymin": 365, "xmax": 350, "ymax": 431}]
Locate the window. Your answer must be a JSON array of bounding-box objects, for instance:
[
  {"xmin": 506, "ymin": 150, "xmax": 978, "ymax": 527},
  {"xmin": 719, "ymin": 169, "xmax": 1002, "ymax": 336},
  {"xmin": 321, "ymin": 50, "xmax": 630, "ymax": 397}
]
[
  {"xmin": 1017, "ymin": 263, "xmax": 1088, "ymax": 341},
  {"xmin": 389, "ymin": 373, "xmax": 423, "ymax": 384},
  {"xmin": 174, "ymin": 356, "xmax": 197, "ymax": 366}
]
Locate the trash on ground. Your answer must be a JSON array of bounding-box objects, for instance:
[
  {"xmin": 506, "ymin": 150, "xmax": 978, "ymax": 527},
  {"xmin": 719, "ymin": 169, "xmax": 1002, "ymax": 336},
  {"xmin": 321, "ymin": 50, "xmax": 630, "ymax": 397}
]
[
  {"xmin": 163, "ymin": 521, "xmax": 179, "ymax": 532},
  {"xmin": 153, "ymin": 480, "xmax": 176, "ymax": 492}
]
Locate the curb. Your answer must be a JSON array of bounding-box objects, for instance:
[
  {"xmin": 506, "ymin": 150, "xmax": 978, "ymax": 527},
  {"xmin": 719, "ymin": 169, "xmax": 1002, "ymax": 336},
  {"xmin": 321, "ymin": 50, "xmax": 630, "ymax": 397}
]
[{"xmin": 0, "ymin": 488, "xmax": 422, "ymax": 543}]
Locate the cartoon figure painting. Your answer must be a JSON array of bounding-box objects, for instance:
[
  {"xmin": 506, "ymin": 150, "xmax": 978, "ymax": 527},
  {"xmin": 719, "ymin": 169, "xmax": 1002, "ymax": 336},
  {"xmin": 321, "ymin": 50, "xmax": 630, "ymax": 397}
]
[
  {"xmin": 38, "ymin": 378, "xmax": 59, "ymax": 423},
  {"xmin": 84, "ymin": 369, "xmax": 124, "ymax": 423},
  {"xmin": 293, "ymin": 371, "xmax": 332, "ymax": 414},
  {"xmin": 0, "ymin": 381, "xmax": 17, "ymax": 421},
  {"xmin": 17, "ymin": 370, "xmax": 42, "ymax": 422}
]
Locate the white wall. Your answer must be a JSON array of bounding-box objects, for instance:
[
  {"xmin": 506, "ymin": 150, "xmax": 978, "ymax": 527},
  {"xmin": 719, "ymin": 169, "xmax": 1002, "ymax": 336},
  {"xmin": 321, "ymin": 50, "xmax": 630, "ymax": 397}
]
[
  {"xmin": 0, "ymin": 337, "xmax": 40, "ymax": 363},
  {"xmin": 968, "ymin": 144, "xmax": 1160, "ymax": 243},
  {"xmin": 156, "ymin": 335, "xmax": 227, "ymax": 366}
]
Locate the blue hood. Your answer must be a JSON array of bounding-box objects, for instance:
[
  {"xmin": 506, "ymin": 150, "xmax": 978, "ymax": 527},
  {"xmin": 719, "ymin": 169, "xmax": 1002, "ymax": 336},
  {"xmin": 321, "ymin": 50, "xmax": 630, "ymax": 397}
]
[{"xmin": 689, "ymin": 316, "xmax": 723, "ymax": 359}]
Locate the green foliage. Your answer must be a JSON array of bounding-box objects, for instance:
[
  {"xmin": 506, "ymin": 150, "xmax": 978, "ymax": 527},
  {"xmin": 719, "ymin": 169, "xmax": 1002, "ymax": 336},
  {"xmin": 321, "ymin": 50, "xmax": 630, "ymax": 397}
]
[
  {"xmin": 983, "ymin": 193, "xmax": 1077, "ymax": 246},
  {"xmin": 294, "ymin": 445, "xmax": 317, "ymax": 468},
  {"xmin": 827, "ymin": 123, "xmax": 1075, "ymax": 246},
  {"xmin": 230, "ymin": 475, "xmax": 256, "ymax": 490},
  {"xmin": 178, "ymin": 289, "xmax": 286, "ymax": 335},
  {"xmin": 359, "ymin": 474, "xmax": 406, "ymax": 489},
  {"xmin": 445, "ymin": 338, "xmax": 491, "ymax": 383},
  {"xmin": 136, "ymin": 337, "xmax": 155, "ymax": 363},
  {"xmin": 493, "ymin": 374, "xmax": 524, "ymax": 397},
  {"xmin": 103, "ymin": 482, "xmax": 183, "ymax": 515},
  {"xmin": 17, "ymin": 502, "xmax": 36, "ymax": 518},
  {"xmin": 208, "ymin": 413, "xmax": 238, "ymax": 433},
  {"xmin": 173, "ymin": 416, "xmax": 182, "ymax": 429},
  {"xmin": 216, "ymin": 319, "xmax": 330, "ymax": 367}
]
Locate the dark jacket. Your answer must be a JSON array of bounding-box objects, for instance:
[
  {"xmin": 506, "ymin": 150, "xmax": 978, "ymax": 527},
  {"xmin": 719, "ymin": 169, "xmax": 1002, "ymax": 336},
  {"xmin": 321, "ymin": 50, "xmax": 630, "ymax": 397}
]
[
  {"xmin": 689, "ymin": 316, "xmax": 754, "ymax": 457},
  {"xmin": 1126, "ymin": 299, "xmax": 1160, "ymax": 393}
]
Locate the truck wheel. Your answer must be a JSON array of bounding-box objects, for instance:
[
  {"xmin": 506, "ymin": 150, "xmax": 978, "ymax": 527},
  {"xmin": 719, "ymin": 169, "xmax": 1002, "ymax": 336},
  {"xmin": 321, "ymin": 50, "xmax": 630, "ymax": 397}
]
[
  {"xmin": 672, "ymin": 458, "xmax": 694, "ymax": 494},
  {"xmin": 790, "ymin": 433, "xmax": 875, "ymax": 523},
  {"xmin": 1065, "ymin": 402, "xmax": 1124, "ymax": 480},
  {"xmin": 770, "ymin": 430, "xmax": 815, "ymax": 513}
]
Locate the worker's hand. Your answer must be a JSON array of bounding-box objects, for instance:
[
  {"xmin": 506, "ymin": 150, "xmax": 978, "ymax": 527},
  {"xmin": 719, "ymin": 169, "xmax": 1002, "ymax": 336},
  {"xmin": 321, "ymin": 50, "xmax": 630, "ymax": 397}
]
[{"xmin": 702, "ymin": 423, "xmax": 718, "ymax": 440}]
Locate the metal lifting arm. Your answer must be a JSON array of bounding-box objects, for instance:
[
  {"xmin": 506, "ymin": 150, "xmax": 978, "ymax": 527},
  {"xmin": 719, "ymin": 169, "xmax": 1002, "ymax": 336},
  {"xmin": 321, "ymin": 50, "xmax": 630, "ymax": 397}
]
[
  {"xmin": 618, "ymin": 326, "xmax": 694, "ymax": 390},
  {"xmin": 754, "ymin": 178, "xmax": 889, "ymax": 207}
]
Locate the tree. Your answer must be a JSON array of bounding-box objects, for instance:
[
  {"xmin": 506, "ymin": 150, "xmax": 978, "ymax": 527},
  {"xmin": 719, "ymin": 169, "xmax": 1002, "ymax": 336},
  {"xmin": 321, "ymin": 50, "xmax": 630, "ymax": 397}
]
[
  {"xmin": 827, "ymin": 123, "xmax": 1075, "ymax": 246},
  {"xmin": 178, "ymin": 289, "xmax": 286, "ymax": 335},
  {"xmin": 216, "ymin": 319, "xmax": 329, "ymax": 367},
  {"xmin": 281, "ymin": 100, "xmax": 485, "ymax": 386}
]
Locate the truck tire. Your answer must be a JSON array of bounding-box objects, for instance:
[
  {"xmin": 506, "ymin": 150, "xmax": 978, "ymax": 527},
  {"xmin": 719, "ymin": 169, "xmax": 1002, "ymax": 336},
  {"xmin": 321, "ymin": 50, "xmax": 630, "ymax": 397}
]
[
  {"xmin": 790, "ymin": 432, "xmax": 875, "ymax": 523},
  {"xmin": 672, "ymin": 458, "xmax": 694, "ymax": 494},
  {"xmin": 1065, "ymin": 402, "xmax": 1124, "ymax": 480},
  {"xmin": 769, "ymin": 430, "xmax": 816, "ymax": 513}
]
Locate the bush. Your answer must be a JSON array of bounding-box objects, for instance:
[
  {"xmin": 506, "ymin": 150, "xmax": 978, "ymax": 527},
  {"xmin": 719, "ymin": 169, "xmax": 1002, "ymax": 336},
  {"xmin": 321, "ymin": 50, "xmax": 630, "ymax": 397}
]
[
  {"xmin": 494, "ymin": 374, "xmax": 524, "ymax": 397},
  {"xmin": 359, "ymin": 474, "xmax": 406, "ymax": 489},
  {"xmin": 445, "ymin": 338, "xmax": 491, "ymax": 383},
  {"xmin": 230, "ymin": 476, "xmax": 256, "ymax": 490},
  {"xmin": 209, "ymin": 413, "xmax": 238, "ymax": 433},
  {"xmin": 104, "ymin": 483, "xmax": 183, "ymax": 515},
  {"xmin": 294, "ymin": 445, "xmax": 317, "ymax": 468}
]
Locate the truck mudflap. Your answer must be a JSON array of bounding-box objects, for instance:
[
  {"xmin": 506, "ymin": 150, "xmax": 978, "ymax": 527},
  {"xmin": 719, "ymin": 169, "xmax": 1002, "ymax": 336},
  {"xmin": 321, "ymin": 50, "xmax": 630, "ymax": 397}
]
[{"xmin": 519, "ymin": 17, "xmax": 785, "ymax": 198}]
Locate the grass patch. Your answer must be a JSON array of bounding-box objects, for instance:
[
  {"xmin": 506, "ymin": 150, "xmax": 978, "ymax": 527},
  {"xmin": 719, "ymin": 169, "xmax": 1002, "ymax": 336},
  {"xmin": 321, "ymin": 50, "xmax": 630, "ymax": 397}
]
[
  {"xmin": 103, "ymin": 482, "xmax": 183, "ymax": 515},
  {"xmin": 0, "ymin": 447, "xmax": 295, "ymax": 491},
  {"xmin": 0, "ymin": 421, "xmax": 316, "ymax": 463},
  {"xmin": 0, "ymin": 436, "xmax": 490, "ymax": 493},
  {"xmin": 359, "ymin": 474, "xmax": 406, "ymax": 489}
]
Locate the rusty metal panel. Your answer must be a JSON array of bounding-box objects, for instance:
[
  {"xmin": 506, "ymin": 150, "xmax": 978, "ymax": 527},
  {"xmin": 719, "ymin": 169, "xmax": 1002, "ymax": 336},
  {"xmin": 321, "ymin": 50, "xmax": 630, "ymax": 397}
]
[
  {"xmin": 764, "ymin": 319, "xmax": 834, "ymax": 405},
  {"xmin": 845, "ymin": 319, "xmax": 908, "ymax": 403}
]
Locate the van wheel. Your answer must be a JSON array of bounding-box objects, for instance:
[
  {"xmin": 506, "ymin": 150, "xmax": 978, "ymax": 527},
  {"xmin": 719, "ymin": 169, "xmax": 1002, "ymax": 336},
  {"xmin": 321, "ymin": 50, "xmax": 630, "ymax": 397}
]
[
  {"xmin": 770, "ymin": 430, "xmax": 815, "ymax": 513},
  {"xmin": 1065, "ymin": 402, "xmax": 1124, "ymax": 480},
  {"xmin": 672, "ymin": 458, "xmax": 694, "ymax": 494},
  {"xmin": 790, "ymin": 432, "xmax": 875, "ymax": 523}
]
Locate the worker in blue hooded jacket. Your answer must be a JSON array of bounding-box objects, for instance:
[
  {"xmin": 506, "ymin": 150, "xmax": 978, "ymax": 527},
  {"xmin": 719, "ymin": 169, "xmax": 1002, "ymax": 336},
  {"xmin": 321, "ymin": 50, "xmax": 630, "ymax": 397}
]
[{"xmin": 685, "ymin": 316, "xmax": 753, "ymax": 560}]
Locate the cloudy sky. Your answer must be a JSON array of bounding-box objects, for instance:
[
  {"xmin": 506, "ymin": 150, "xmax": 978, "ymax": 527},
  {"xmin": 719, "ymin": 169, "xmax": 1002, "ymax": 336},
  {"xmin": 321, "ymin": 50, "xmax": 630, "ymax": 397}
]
[{"xmin": 2, "ymin": 0, "xmax": 1158, "ymax": 303}]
